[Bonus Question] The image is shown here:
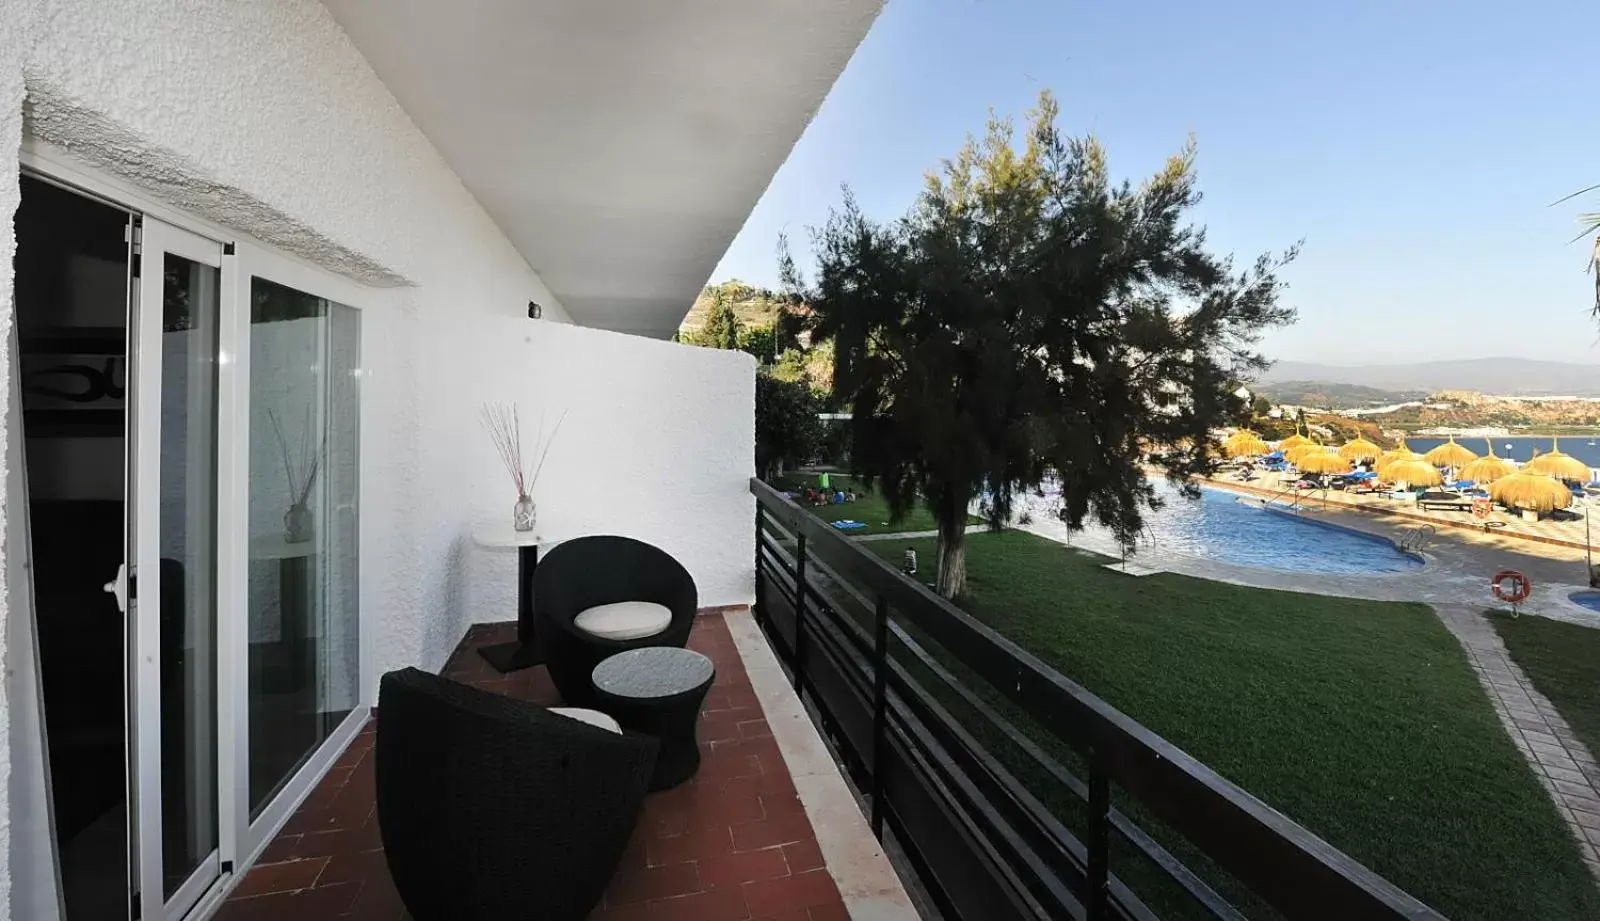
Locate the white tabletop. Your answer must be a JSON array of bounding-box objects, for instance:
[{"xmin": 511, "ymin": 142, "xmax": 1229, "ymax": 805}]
[
  {"xmin": 251, "ymin": 536, "xmax": 316, "ymax": 560},
  {"xmin": 471, "ymin": 524, "xmax": 561, "ymax": 549}
]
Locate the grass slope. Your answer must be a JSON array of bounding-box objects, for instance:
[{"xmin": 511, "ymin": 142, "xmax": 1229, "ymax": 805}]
[
  {"xmin": 1492, "ymin": 612, "xmax": 1600, "ymax": 774},
  {"xmin": 868, "ymin": 529, "xmax": 1600, "ymax": 920},
  {"xmin": 771, "ymin": 472, "xmax": 981, "ymax": 536}
]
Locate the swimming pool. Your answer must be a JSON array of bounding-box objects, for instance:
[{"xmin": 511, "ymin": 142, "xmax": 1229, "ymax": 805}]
[
  {"xmin": 1024, "ymin": 484, "xmax": 1424, "ymax": 574},
  {"xmin": 1570, "ymin": 591, "xmax": 1600, "ymax": 613}
]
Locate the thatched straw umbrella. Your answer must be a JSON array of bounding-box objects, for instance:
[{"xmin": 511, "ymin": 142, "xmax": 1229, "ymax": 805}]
[
  {"xmin": 1490, "ymin": 470, "xmax": 1574, "ymax": 514},
  {"xmin": 1339, "ymin": 435, "xmax": 1381, "ymax": 463},
  {"xmin": 1524, "ymin": 437, "xmax": 1591, "ymax": 482},
  {"xmin": 1278, "ymin": 422, "xmax": 1313, "ymax": 452},
  {"xmin": 1298, "ymin": 450, "xmax": 1354, "ymax": 475},
  {"xmin": 1384, "ymin": 458, "xmax": 1443, "ymax": 487},
  {"xmin": 1423, "ymin": 436, "xmax": 1477, "ymax": 469},
  {"xmin": 1285, "ymin": 442, "xmax": 1325, "ymax": 467},
  {"xmin": 1225, "ymin": 430, "xmax": 1270, "ymax": 458},
  {"xmin": 1459, "ymin": 440, "xmax": 1515, "ymax": 485},
  {"xmin": 1376, "ymin": 440, "xmax": 1421, "ymax": 479}
]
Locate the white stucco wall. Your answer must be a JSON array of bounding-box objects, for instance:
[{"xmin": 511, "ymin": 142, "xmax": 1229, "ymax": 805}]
[
  {"xmin": 441, "ymin": 319, "xmax": 757, "ymax": 662},
  {"xmin": 0, "ymin": 3, "xmax": 45, "ymax": 911},
  {"xmin": 0, "ymin": 0, "xmax": 759, "ymax": 915}
]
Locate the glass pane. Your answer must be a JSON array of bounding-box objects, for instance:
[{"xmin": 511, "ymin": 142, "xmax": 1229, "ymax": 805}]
[
  {"xmin": 247, "ymin": 277, "xmax": 360, "ymax": 817},
  {"xmin": 158, "ymin": 253, "xmax": 219, "ymax": 896}
]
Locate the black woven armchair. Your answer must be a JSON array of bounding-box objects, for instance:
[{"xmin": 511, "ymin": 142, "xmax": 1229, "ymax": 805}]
[
  {"xmin": 375, "ymin": 668, "xmax": 657, "ymax": 921},
  {"xmin": 537, "ymin": 535, "xmax": 698, "ymax": 708}
]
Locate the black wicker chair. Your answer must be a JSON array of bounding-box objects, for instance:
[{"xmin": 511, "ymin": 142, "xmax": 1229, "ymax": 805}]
[
  {"xmin": 536, "ymin": 535, "xmax": 698, "ymax": 708},
  {"xmin": 375, "ymin": 668, "xmax": 657, "ymax": 921}
]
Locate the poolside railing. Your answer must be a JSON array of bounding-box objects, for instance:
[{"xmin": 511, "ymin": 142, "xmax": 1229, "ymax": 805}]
[{"xmin": 751, "ymin": 476, "xmax": 1446, "ymax": 921}]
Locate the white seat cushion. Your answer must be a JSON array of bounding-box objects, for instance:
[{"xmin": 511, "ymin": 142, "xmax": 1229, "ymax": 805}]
[
  {"xmin": 548, "ymin": 707, "xmax": 622, "ymax": 735},
  {"xmin": 573, "ymin": 600, "xmax": 673, "ymax": 642}
]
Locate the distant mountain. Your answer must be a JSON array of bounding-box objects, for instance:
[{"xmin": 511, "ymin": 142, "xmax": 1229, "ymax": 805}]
[
  {"xmin": 1255, "ymin": 358, "xmax": 1600, "ymax": 398},
  {"xmin": 1254, "ymin": 381, "xmax": 1427, "ymax": 410}
]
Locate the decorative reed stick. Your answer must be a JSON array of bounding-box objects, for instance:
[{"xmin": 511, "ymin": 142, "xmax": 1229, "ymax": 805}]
[
  {"xmin": 481, "ymin": 402, "xmax": 567, "ymax": 497},
  {"xmin": 269, "ymin": 407, "xmax": 327, "ymax": 507}
]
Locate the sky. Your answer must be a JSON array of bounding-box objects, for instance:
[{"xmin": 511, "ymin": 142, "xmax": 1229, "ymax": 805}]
[{"xmin": 710, "ymin": 0, "xmax": 1600, "ymax": 366}]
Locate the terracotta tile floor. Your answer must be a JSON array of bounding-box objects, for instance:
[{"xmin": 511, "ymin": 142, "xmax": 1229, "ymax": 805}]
[{"xmin": 214, "ymin": 612, "xmax": 849, "ymax": 921}]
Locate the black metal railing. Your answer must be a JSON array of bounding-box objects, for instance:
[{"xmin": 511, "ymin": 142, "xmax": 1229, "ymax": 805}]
[{"xmin": 750, "ymin": 477, "xmax": 1445, "ymax": 921}]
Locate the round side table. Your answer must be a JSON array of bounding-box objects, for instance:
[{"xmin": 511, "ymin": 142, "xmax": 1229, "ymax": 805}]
[
  {"xmin": 592, "ymin": 647, "xmax": 715, "ymax": 791},
  {"xmin": 470, "ymin": 526, "xmax": 569, "ymax": 674}
]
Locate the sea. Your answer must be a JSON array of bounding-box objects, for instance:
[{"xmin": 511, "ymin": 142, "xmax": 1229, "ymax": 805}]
[{"xmin": 1407, "ymin": 436, "xmax": 1600, "ymax": 470}]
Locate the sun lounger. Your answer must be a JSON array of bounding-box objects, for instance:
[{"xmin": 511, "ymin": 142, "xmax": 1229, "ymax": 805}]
[{"xmin": 1418, "ymin": 491, "xmax": 1471, "ymax": 512}]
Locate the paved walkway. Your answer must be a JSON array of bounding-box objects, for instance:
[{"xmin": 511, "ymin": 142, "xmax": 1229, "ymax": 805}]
[
  {"xmin": 1435, "ymin": 605, "xmax": 1600, "ymax": 878},
  {"xmin": 854, "ymin": 524, "xmax": 987, "ymax": 542}
]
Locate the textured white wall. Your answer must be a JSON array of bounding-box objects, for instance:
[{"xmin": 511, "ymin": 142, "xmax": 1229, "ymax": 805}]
[
  {"xmin": 439, "ymin": 318, "xmax": 757, "ymax": 660},
  {"xmin": 0, "ymin": 1, "xmax": 759, "ymax": 916},
  {"xmin": 0, "ymin": 2, "xmax": 47, "ymax": 911}
]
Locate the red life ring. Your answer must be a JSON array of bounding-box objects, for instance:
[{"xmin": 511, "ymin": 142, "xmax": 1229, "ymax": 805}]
[{"xmin": 1492, "ymin": 570, "xmax": 1531, "ymax": 604}]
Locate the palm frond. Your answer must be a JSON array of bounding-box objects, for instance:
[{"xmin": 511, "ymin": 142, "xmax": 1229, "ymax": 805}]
[
  {"xmin": 1548, "ymin": 183, "xmax": 1600, "ymax": 208},
  {"xmin": 1562, "ymin": 189, "xmax": 1600, "ymax": 316}
]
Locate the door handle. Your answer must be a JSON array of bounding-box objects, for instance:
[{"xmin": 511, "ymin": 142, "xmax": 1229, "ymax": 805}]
[{"xmin": 104, "ymin": 563, "xmax": 128, "ymax": 614}]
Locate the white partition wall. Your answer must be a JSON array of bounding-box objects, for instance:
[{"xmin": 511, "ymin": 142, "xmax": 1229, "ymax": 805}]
[{"xmin": 422, "ymin": 315, "xmax": 758, "ymax": 681}]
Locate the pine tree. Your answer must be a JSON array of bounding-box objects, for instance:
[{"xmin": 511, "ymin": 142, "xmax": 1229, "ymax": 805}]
[
  {"xmin": 699, "ymin": 290, "xmax": 742, "ymax": 351},
  {"xmin": 782, "ymin": 90, "xmax": 1296, "ymax": 598}
]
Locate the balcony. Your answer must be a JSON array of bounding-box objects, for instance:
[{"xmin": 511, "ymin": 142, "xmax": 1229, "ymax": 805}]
[
  {"xmin": 205, "ymin": 477, "xmax": 1458, "ymax": 921},
  {"xmin": 213, "ymin": 609, "xmax": 915, "ymax": 921}
]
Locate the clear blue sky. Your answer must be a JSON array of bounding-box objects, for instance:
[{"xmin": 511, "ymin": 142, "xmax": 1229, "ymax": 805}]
[{"xmin": 711, "ymin": 0, "xmax": 1600, "ymax": 365}]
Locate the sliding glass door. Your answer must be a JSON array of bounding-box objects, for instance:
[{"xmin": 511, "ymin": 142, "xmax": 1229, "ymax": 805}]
[
  {"xmin": 131, "ymin": 217, "xmax": 223, "ymax": 921},
  {"xmin": 130, "ymin": 223, "xmax": 363, "ymax": 918},
  {"xmin": 243, "ymin": 270, "xmax": 361, "ymax": 820},
  {"xmin": 20, "ymin": 157, "xmax": 368, "ymax": 920}
]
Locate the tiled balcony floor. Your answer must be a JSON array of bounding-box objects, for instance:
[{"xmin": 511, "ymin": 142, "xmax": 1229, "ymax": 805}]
[{"xmin": 215, "ymin": 612, "xmax": 850, "ymax": 921}]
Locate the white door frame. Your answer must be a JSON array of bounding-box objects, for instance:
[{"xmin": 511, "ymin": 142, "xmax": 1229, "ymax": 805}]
[
  {"xmin": 19, "ymin": 142, "xmax": 379, "ymax": 921},
  {"xmin": 6, "ymin": 324, "xmax": 66, "ymax": 921},
  {"xmin": 133, "ymin": 217, "xmax": 226, "ymax": 921},
  {"xmin": 225, "ymin": 238, "xmax": 371, "ymax": 868}
]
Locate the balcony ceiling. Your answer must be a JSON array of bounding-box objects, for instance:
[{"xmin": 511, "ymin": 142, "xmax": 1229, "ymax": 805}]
[{"xmin": 323, "ymin": 0, "xmax": 883, "ymax": 337}]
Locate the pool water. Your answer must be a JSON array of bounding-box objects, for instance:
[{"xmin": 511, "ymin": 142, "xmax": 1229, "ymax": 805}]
[
  {"xmin": 1136, "ymin": 488, "xmax": 1423, "ymax": 574},
  {"xmin": 1023, "ymin": 485, "xmax": 1422, "ymax": 574},
  {"xmin": 1571, "ymin": 591, "xmax": 1600, "ymax": 613}
]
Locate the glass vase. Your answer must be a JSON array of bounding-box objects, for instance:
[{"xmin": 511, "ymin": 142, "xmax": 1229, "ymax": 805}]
[
  {"xmin": 513, "ymin": 494, "xmax": 537, "ymax": 533},
  {"xmin": 284, "ymin": 502, "xmax": 314, "ymax": 544}
]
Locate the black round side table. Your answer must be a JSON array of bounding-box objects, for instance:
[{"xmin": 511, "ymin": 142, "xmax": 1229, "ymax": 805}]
[{"xmin": 591, "ymin": 647, "xmax": 715, "ymax": 791}]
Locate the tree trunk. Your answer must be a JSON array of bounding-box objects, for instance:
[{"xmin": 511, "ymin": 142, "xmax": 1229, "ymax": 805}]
[{"xmin": 934, "ymin": 489, "xmax": 969, "ymax": 599}]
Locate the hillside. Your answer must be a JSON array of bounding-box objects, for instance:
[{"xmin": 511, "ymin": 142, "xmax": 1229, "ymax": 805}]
[
  {"xmin": 1256, "ymin": 358, "xmax": 1600, "ymax": 397},
  {"xmin": 1255, "ymin": 380, "xmax": 1426, "ymax": 410},
  {"xmin": 678, "ymin": 280, "xmax": 789, "ymax": 333},
  {"xmin": 1358, "ymin": 390, "xmax": 1600, "ymax": 432}
]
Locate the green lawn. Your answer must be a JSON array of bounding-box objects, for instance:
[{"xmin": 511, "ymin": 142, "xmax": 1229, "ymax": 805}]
[
  {"xmin": 1492, "ymin": 612, "xmax": 1600, "ymax": 767},
  {"xmin": 866, "ymin": 530, "xmax": 1600, "ymax": 920},
  {"xmin": 770, "ymin": 471, "xmax": 981, "ymax": 535}
]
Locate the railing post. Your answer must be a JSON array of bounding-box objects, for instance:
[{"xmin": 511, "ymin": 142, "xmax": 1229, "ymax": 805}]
[
  {"xmin": 1086, "ymin": 746, "xmax": 1111, "ymax": 921},
  {"xmin": 870, "ymin": 593, "xmax": 890, "ymax": 839},
  {"xmin": 753, "ymin": 503, "xmax": 765, "ymax": 628},
  {"xmin": 792, "ymin": 531, "xmax": 808, "ymax": 697}
]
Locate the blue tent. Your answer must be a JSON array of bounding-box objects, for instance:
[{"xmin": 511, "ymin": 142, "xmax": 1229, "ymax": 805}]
[{"xmin": 1263, "ymin": 451, "xmax": 1285, "ymax": 461}]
